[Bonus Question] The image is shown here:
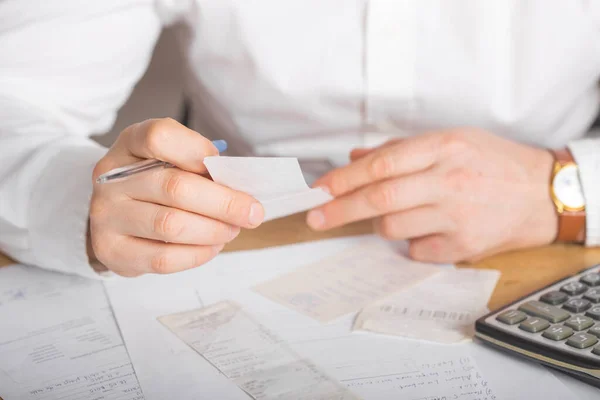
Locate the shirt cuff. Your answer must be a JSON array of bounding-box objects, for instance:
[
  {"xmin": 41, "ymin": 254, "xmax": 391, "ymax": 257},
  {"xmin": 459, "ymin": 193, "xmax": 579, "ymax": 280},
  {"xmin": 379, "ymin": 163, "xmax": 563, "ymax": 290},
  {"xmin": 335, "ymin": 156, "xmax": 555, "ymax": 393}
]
[
  {"xmin": 568, "ymin": 134, "xmax": 600, "ymax": 246},
  {"xmin": 28, "ymin": 139, "xmax": 113, "ymax": 279}
]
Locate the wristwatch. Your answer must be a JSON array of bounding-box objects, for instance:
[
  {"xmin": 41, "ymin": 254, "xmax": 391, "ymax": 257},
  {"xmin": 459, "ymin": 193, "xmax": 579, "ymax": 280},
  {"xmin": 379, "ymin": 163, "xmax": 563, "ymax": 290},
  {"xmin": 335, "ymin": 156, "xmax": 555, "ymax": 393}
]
[{"xmin": 550, "ymin": 148, "xmax": 586, "ymax": 243}]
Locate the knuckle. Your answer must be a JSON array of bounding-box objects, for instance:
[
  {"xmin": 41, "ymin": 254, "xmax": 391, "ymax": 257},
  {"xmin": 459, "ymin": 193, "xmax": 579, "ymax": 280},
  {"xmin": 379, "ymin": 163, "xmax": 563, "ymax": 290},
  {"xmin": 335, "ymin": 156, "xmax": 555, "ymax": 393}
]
[
  {"xmin": 163, "ymin": 172, "xmax": 188, "ymax": 201},
  {"xmin": 327, "ymin": 175, "xmax": 345, "ymax": 195},
  {"xmin": 150, "ymin": 251, "xmax": 171, "ymax": 274},
  {"xmin": 366, "ymin": 183, "xmax": 397, "ymax": 212},
  {"xmin": 220, "ymin": 194, "xmax": 247, "ymax": 220},
  {"xmin": 153, "ymin": 209, "xmax": 183, "ymax": 240},
  {"xmin": 90, "ymin": 233, "xmax": 114, "ymax": 265},
  {"xmin": 439, "ymin": 131, "xmax": 476, "ymax": 159},
  {"xmin": 368, "ymin": 152, "xmax": 396, "ymax": 180},
  {"xmin": 444, "ymin": 167, "xmax": 475, "ymax": 194},
  {"xmin": 143, "ymin": 119, "xmax": 172, "ymax": 153}
]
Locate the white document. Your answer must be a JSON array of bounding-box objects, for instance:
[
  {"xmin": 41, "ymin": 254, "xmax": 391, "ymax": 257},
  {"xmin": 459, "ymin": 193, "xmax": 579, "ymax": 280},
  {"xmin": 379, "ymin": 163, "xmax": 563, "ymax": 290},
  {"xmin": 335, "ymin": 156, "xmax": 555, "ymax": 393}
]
[
  {"xmin": 0, "ymin": 265, "xmax": 143, "ymax": 400},
  {"xmin": 159, "ymin": 301, "xmax": 358, "ymax": 400},
  {"xmin": 104, "ymin": 235, "xmax": 577, "ymax": 400},
  {"xmin": 353, "ymin": 268, "xmax": 501, "ymax": 343},
  {"xmin": 253, "ymin": 241, "xmax": 442, "ymax": 322},
  {"xmin": 204, "ymin": 156, "xmax": 332, "ymax": 220}
]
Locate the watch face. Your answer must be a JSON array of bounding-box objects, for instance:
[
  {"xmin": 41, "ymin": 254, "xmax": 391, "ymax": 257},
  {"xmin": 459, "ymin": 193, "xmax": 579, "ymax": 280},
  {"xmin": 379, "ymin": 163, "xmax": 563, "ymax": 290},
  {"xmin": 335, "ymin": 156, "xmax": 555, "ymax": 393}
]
[{"xmin": 553, "ymin": 165, "xmax": 585, "ymax": 209}]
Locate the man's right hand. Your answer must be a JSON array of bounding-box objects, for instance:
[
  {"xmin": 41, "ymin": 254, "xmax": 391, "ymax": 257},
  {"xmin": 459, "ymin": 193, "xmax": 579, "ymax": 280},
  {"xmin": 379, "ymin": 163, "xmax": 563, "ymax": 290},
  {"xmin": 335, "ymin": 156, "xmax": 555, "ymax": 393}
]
[{"xmin": 89, "ymin": 118, "xmax": 264, "ymax": 276}]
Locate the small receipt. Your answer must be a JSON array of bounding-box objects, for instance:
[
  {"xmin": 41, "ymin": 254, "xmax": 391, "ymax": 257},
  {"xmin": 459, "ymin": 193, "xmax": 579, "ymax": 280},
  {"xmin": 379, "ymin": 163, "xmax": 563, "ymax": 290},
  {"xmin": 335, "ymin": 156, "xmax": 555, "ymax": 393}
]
[
  {"xmin": 253, "ymin": 241, "xmax": 442, "ymax": 323},
  {"xmin": 158, "ymin": 301, "xmax": 358, "ymax": 400},
  {"xmin": 204, "ymin": 156, "xmax": 333, "ymax": 221},
  {"xmin": 353, "ymin": 268, "xmax": 501, "ymax": 343}
]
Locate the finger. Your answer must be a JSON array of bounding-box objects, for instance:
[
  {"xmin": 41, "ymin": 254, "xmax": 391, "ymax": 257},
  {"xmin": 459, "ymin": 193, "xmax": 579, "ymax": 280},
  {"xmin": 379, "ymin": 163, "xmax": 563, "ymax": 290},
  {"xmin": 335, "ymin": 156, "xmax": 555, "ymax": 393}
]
[
  {"xmin": 123, "ymin": 168, "xmax": 264, "ymax": 228},
  {"xmin": 115, "ymin": 118, "xmax": 219, "ymax": 174},
  {"xmin": 373, "ymin": 206, "xmax": 454, "ymax": 240},
  {"xmin": 103, "ymin": 235, "xmax": 223, "ymax": 276},
  {"xmin": 108, "ymin": 199, "xmax": 240, "ymax": 245},
  {"xmin": 307, "ymin": 171, "xmax": 440, "ymax": 230},
  {"xmin": 315, "ymin": 134, "xmax": 439, "ymax": 197},
  {"xmin": 408, "ymin": 234, "xmax": 460, "ymax": 264},
  {"xmin": 349, "ymin": 139, "xmax": 404, "ymax": 161},
  {"xmin": 349, "ymin": 148, "xmax": 372, "ymax": 161}
]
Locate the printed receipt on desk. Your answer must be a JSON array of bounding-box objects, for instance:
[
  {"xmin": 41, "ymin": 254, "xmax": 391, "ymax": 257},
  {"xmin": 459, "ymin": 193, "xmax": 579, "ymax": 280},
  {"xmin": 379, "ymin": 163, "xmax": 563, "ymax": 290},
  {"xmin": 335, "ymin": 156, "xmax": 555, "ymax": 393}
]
[
  {"xmin": 204, "ymin": 156, "xmax": 332, "ymax": 221},
  {"xmin": 158, "ymin": 301, "xmax": 359, "ymax": 400},
  {"xmin": 252, "ymin": 240, "xmax": 442, "ymax": 322},
  {"xmin": 353, "ymin": 268, "xmax": 501, "ymax": 343},
  {"xmin": 0, "ymin": 265, "xmax": 143, "ymax": 400}
]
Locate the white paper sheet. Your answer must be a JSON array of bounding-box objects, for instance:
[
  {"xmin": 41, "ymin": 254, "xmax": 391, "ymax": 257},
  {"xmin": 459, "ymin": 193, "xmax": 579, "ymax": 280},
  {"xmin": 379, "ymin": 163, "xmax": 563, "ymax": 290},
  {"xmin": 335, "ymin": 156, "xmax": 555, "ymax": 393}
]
[
  {"xmin": 104, "ymin": 235, "xmax": 576, "ymax": 400},
  {"xmin": 253, "ymin": 241, "xmax": 442, "ymax": 322},
  {"xmin": 158, "ymin": 301, "xmax": 358, "ymax": 400},
  {"xmin": 0, "ymin": 265, "xmax": 143, "ymax": 400},
  {"xmin": 353, "ymin": 268, "xmax": 501, "ymax": 343},
  {"xmin": 204, "ymin": 156, "xmax": 332, "ymax": 220}
]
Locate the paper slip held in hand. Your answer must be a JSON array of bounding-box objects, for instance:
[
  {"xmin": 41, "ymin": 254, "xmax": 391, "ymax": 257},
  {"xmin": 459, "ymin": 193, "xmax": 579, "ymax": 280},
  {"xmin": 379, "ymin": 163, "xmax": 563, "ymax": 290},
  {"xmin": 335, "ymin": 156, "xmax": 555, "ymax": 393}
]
[
  {"xmin": 158, "ymin": 301, "xmax": 359, "ymax": 400},
  {"xmin": 204, "ymin": 156, "xmax": 332, "ymax": 221},
  {"xmin": 353, "ymin": 268, "xmax": 501, "ymax": 343},
  {"xmin": 252, "ymin": 241, "xmax": 442, "ymax": 323}
]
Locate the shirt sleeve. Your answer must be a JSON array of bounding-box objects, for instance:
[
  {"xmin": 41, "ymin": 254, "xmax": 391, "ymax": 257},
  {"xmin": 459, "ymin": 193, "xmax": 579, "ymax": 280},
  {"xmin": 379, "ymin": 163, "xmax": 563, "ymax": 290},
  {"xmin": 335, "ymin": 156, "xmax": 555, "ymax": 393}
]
[
  {"xmin": 0, "ymin": 0, "xmax": 162, "ymax": 277},
  {"xmin": 568, "ymin": 132, "xmax": 600, "ymax": 247}
]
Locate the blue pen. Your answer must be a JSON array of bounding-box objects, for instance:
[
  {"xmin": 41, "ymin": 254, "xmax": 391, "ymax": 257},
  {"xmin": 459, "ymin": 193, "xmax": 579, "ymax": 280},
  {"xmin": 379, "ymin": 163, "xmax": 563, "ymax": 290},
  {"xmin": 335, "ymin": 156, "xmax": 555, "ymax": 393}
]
[{"xmin": 95, "ymin": 139, "xmax": 228, "ymax": 184}]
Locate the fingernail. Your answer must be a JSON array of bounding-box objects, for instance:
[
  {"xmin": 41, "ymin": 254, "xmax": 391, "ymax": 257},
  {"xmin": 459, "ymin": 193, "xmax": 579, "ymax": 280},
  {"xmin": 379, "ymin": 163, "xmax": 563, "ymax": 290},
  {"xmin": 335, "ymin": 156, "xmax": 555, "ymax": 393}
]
[
  {"xmin": 249, "ymin": 203, "xmax": 264, "ymax": 227},
  {"xmin": 229, "ymin": 226, "xmax": 240, "ymax": 240},
  {"xmin": 307, "ymin": 209, "xmax": 325, "ymax": 230}
]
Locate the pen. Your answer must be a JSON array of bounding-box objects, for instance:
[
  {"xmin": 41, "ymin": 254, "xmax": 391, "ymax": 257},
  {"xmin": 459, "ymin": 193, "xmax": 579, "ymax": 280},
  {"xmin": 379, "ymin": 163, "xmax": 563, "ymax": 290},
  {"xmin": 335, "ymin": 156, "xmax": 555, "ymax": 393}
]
[{"xmin": 96, "ymin": 139, "xmax": 228, "ymax": 184}]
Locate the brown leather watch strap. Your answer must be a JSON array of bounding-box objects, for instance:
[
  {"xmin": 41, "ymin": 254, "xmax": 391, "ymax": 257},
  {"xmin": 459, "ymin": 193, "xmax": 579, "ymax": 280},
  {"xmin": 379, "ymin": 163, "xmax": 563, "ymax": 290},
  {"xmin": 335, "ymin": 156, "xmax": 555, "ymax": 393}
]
[{"xmin": 552, "ymin": 149, "xmax": 586, "ymax": 243}]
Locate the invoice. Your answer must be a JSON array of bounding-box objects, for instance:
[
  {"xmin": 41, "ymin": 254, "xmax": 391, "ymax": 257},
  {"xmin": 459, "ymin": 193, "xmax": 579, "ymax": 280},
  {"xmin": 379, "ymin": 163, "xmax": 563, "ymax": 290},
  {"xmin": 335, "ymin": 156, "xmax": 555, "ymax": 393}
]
[{"xmin": 0, "ymin": 265, "xmax": 143, "ymax": 400}]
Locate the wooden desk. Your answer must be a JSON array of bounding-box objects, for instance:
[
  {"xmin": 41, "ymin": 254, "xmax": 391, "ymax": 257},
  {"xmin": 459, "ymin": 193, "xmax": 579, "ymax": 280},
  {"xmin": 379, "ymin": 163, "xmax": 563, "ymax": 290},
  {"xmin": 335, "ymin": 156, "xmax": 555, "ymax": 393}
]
[{"xmin": 2, "ymin": 212, "xmax": 600, "ymax": 311}]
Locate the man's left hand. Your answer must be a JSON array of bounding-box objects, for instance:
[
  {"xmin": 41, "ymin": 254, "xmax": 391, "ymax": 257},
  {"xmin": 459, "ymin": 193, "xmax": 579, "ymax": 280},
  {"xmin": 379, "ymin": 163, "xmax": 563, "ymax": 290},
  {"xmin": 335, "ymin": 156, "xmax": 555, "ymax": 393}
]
[{"xmin": 307, "ymin": 128, "xmax": 558, "ymax": 263}]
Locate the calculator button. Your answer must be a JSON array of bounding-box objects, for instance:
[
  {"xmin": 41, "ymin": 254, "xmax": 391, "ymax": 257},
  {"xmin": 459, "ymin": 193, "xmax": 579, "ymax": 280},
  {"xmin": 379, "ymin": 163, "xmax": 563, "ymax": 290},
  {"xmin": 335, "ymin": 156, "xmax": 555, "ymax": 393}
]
[
  {"xmin": 585, "ymin": 305, "xmax": 600, "ymax": 320},
  {"xmin": 496, "ymin": 310, "xmax": 527, "ymax": 325},
  {"xmin": 564, "ymin": 316, "xmax": 595, "ymax": 331},
  {"xmin": 542, "ymin": 325, "xmax": 574, "ymax": 341},
  {"xmin": 519, "ymin": 318, "xmax": 550, "ymax": 333},
  {"xmin": 518, "ymin": 301, "xmax": 570, "ymax": 323},
  {"xmin": 593, "ymin": 345, "xmax": 600, "ymax": 356},
  {"xmin": 562, "ymin": 298, "xmax": 592, "ymax": 313},
  {"xmin": 583, "ymin": 288, "xmax": 600, "ymax": 303},
  {"xmin": 540, "ymin": 291, "xmax": 569, "ymax": 305},
  {"xmin": 560, "ymin": 281, "xmax": 588, "ymax": 296},
  {"xmin": 566, "ymin": 333, "xmax": 598, "ymax": 349},
  {"xmin": 588, "ymin": 326, "xmax": 600, "ymax": 338},
  {"xmin": 581, "ymin": 273, "xmax": 600, "ymax": 287}
]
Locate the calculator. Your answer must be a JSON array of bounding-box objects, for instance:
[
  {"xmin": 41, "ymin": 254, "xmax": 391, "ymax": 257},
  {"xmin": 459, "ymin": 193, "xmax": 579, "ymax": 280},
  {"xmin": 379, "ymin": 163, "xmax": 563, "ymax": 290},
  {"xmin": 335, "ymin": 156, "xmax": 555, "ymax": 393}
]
[{"xmin": 475, "ymin": 264, "xmax": 600, "ymax": 388}]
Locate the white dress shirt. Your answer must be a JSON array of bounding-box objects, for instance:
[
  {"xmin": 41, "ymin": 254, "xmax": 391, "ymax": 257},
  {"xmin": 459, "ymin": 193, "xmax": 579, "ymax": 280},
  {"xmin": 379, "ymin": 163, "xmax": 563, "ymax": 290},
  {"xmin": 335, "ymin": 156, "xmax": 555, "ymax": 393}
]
[{"xmin": 1, "ymin": 0, "xmax": 600, "ymax": 278}]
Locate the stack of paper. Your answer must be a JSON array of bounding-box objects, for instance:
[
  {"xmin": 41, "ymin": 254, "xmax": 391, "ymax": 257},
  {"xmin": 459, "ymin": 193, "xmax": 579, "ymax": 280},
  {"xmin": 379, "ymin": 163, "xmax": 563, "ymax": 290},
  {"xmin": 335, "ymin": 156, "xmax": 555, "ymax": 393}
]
[{"xmin": 104, "ymin": 235, "xmax": 579, "ymax": 400}]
